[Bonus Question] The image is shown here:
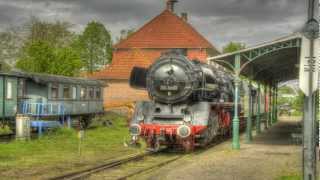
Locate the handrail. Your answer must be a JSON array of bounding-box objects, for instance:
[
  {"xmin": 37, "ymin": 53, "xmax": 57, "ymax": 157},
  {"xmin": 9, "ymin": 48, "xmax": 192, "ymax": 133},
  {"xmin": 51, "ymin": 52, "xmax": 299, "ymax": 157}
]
[{"xmin": 19, "ymin": 102, "xmax": 65, "ymax": 117}]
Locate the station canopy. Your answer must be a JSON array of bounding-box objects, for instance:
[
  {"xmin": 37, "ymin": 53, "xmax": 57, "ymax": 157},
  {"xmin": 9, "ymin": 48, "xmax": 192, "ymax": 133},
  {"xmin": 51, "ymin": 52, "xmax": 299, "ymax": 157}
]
[{"xmin": 207, "ymin": 33, "xmax": 302, "ymax": 84}]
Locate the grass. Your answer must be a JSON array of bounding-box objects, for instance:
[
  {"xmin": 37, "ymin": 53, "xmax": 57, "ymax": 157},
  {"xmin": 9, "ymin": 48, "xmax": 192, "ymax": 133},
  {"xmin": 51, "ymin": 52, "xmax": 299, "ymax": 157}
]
[
  {"xmin": 0, "ymin": 112, "xmax": 144, "ymax": 179},
  {"xmin": 276, "ymin": 173, "xmax": 302, "ymax": 180}
]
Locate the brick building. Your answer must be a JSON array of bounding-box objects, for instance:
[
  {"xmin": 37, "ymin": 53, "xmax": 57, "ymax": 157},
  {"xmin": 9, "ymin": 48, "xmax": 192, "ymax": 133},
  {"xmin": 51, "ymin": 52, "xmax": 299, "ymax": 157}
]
[{"xmin": 90, "ymin": 0, "xmax": 220, "ymax": 109}]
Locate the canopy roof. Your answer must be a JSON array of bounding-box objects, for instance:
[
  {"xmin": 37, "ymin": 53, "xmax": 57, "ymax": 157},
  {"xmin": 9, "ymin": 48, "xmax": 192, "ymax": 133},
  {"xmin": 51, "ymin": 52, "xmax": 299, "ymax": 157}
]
[{"xmin": 208, "ymin": 33, "xmax": 302, "ymax": 84}]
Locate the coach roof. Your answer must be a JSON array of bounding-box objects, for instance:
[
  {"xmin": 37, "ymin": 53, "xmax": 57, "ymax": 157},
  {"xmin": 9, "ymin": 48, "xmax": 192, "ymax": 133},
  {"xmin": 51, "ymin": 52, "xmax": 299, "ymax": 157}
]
[{"xmin": 0, "ymin": 71, "xmax": 106, "ymax": 86}]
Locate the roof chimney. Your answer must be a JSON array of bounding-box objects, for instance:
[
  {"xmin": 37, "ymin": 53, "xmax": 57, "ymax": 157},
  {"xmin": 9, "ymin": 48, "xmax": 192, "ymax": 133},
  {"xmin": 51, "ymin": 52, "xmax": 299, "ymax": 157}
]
[
  {"xmin": 166, "ymin": 0, "xmax": 178, "ymax": 12},
  {"xmin": 181, "ymin": 12, "xmax": 188, "ymax": 21}
]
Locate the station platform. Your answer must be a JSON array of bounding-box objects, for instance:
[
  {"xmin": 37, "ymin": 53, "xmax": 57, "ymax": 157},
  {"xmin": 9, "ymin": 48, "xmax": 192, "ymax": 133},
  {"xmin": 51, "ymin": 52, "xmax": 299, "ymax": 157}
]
[{"xmin": 140, "ymin": 117, "xmax": 320, "ymax": 180}]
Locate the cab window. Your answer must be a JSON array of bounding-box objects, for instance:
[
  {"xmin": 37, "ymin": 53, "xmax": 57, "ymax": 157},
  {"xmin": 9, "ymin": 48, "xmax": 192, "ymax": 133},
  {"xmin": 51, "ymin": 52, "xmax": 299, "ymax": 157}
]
[
  {"xmin": 88, "ymin": 87, "xmax": 94, "ymax": 99},
  {"xmin": 51, "ymin": 84, "xmax": 59, "ymax": 99},
  {"xmin": 95, "ymin": 88, "xmax": 101, "ymax": 99},
  {"xmin": 80, "ymin": 87, "xmax": 87, "ymax": 99},
  {"xmin": 63, "ymin": 85, "xmax": 71, "ymax": 99},
  {"xmin": 18, "ymin": 79, "xmax": 26, "ymax": 98}
]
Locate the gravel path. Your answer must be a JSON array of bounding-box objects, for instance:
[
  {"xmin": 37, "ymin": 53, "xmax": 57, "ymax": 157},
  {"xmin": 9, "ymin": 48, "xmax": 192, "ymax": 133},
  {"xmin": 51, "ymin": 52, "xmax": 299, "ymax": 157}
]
[{"xmin": 133, "ymin": 117, "xmax": 319, "ymax": 180}]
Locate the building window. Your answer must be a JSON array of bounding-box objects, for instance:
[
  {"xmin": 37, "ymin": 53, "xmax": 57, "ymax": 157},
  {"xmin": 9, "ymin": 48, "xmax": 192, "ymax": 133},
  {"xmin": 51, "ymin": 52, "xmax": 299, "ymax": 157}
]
[
  {"xmin": 63, "ymin": 85, "xmax": 71, "ymax": 99},
  {"xmin": 88, "ymin": 87, "xmax": 94, "ymax": 99},
  {"xmin": 6, "ymin": 81, "xmax": 12, "ymax": 99},
  {"xmin": 72, "ymin": 86, "xmax": 77, "ymax": 100},
  {"xmin": 80, "ymin": 87, "xmax": 87, "ymax": 99},
  {"xmin": 51, "ymin": 84, "xmax": 59, "ymax": 99},
  {"xmin": 95, "ymin": 88, "xmax": 101, "ymax": 99},
  {"xmin": 17, "ymin": 79, "xmax": 26, "ymax": 98}
]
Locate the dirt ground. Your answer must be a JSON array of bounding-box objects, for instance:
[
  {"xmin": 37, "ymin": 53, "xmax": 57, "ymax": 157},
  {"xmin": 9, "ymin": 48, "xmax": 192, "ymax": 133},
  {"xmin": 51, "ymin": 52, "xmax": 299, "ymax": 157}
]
[{"xmin": 134, "ymin": 117, "xmax": 320, "ymax": 180}]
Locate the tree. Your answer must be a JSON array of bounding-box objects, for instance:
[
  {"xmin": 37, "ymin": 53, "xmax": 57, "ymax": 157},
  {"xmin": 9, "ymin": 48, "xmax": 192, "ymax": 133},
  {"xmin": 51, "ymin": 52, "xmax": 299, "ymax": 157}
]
[
  {"xmin": 0, "ymin": 18, "xmax": 75, "ymax": 70},
  {"xmin": 0, "ymin": 60, "xmax": 12, "ymax": 72},
  {"xmin": 48, "ymin": 47, "xmax": 83, "ymax": 76},
  {"xmin": 77, "ymin": 21, "xmax": 112, "ymax": 73},
  {"xmin": 15, "ymin": 18, "xmax": 83, "ymax": 76},
  {"xmin": 16, "ymin": 41, "xmax": 54, "ymax": 73},
  {"xmin": 26, "ymin": 17, "xmax": 74, "ymax": 47},
  {"xmin": 16, "ymin": 41, "xmax": 82, "ymax": 76},
  {"xmin": 291, "ymin": 91, "xmax": 304, "ymax": 111},
  {"xmin": 277, "ymin": 85, "xmax": 304, "ymax": 115},
  {"xmin": 0, "ymin": 26, "xmax": 25, "ymax": 66},
  {"xmin": 278, "ymin": 86, "xmax": 295, "ymax": 95},
  {"xmin": 116, "ymin": 28, "xmax": 135, "ymax": 43},
  {"xmin": 222, "ymin": 42, "xmax": 246, "ymax": 53}
]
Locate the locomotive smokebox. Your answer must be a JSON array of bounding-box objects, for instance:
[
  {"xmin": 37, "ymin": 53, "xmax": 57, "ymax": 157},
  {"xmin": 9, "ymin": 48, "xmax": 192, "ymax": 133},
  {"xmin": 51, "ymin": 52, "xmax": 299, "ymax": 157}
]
[
  {"xmin": 146, "ymin": 52, "xmax": 200, "ymax": 104},
  {"xmin": 130, "ymin": 51, "xmax": 234, "ymax": 104}
]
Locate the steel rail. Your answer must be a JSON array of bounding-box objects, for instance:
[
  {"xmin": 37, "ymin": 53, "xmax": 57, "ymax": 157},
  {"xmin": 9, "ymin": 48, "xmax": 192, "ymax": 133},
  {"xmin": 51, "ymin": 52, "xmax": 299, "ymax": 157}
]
[
  {"xmin": 49, "ymin": 152, "xmax": 153, "ymax": 180},
  {"xmin": 116, "ymin": 156, "xmax": 182, "ymax": 180},
  {"xmin": 49, "ymin": 126, "xmax": 242, "ymax": 180}
]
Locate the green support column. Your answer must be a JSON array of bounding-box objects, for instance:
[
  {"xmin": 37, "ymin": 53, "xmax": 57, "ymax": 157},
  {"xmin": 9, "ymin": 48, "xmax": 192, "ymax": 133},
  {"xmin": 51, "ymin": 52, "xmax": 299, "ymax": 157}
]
[
  {"xmin": 246, "ymin": 81, "xmax": 253, "ymax": 143},
  {"xmin": 256, "ymin": 84, "xmax": 261, "ymax": 134},
  {"xmin": 268, "ymin": 85, "xmax": 272, "ymax": 127},
  {"xmin": 232, "ymin": 54, "xmax": 241, "ymax": 150},
  {"xmin": 264, "ymin": 85, "xmax": 268, "ymax": 130},
  {"xmin": 272, "ymin": 85, "xmax": 276, "ymax": 124},
  {"xmin": 275, "ymin": 85, "xmax": 278, "ymax": 123}
]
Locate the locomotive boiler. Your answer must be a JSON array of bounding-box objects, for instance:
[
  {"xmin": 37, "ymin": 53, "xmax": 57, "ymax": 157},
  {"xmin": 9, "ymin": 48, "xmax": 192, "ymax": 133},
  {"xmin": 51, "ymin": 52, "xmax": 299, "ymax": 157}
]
[{"xmin": 129, "ymin": 51, "xmax": 237, "ymax": 152}]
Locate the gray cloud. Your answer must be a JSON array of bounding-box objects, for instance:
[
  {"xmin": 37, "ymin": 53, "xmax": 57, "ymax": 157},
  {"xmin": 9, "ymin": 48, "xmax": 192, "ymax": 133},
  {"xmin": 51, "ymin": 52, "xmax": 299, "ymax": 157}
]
[{"xmin": 0, "ymin": 0, "xmax": 308, "ymax": 50}]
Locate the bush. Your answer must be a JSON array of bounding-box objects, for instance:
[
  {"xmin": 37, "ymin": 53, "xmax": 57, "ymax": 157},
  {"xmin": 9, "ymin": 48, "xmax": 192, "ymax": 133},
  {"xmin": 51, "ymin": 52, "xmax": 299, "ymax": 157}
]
[
  {"xmin": 0, "ymin": 125, "xmax": 13, "ymax": 135},
  {"xmin": 88, "ymin": 112, "xmax": 127, "ymax": 129}
]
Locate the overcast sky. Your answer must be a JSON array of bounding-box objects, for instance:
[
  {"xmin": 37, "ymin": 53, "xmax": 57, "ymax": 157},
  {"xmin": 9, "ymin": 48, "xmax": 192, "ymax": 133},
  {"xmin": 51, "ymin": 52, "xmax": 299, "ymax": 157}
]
[{"xmin": 0, "ymin": 0, "xmax": 308, "ymax": 50}]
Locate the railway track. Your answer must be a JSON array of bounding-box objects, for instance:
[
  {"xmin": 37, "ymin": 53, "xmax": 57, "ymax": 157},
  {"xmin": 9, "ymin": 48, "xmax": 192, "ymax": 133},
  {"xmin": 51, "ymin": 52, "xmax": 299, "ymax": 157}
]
[
  {"xmin": 49, "ymin": 134, "xmax": 232, "ymax": 180},
  {"xmin": 49, "ymin": 152, "xmax": 154, "ymax": 180}
]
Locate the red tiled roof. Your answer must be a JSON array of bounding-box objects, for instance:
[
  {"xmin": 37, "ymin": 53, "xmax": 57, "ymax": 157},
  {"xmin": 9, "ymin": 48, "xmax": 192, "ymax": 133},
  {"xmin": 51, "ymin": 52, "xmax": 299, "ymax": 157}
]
[
  {"xmin": 114, "ymin": 10, "xmax": 217, "ymax": 50},
  {"xmin": 89, "ymin": 10, "xmax": 218, "ymax": 80},
  {"xmin": 89, "ymin": 49, "xmax": 163, "ymax": 80}
]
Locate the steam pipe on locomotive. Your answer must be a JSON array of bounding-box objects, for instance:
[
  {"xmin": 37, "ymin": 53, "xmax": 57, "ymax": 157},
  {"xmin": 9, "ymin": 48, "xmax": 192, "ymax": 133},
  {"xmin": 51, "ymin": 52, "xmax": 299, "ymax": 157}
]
[{"xmin": 129, "ymin": 50, "xmax": 243, "ymax": 152}]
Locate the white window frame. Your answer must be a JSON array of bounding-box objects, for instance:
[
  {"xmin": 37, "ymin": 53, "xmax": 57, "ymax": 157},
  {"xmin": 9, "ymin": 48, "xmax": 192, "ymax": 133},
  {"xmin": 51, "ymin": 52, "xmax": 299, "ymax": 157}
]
[
  {"xmin": 72, "ymin": 86, "xmax": 77, "ymax": 100},
  {"xmin": 6, "ymin": 81, "xmax": 12, "ymax": 99}
]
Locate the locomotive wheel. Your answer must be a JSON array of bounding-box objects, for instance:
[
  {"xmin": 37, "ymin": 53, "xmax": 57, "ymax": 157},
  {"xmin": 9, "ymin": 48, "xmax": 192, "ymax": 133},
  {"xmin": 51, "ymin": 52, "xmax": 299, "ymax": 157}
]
[
  {"xmin": 146, "ymin": 136, "xmax": 162, "ymax": 152},
  {"xmin": 153, "ymin": 139, "xmax": 161, "ymax": 152},
  {"xmin": 198, "ymin": 111, "xmax": 219, "ymax": 147}
]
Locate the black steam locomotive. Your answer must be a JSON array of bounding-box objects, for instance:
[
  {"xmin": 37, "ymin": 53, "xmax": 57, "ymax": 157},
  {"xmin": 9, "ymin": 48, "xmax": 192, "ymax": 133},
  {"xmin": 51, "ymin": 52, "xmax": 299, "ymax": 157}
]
[{"xmin": 129, "ymin": 51, "xmax": 240, "ymax": 151}]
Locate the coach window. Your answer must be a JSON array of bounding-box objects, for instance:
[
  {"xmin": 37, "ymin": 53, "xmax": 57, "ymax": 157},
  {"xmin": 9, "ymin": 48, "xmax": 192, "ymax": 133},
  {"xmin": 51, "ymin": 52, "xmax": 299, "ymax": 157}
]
[
  {"xmin": 17, "ymin": 79, "xmax": 26, "ymax": 98},
  {"xmin": 51, "ymin": 83, "xmax": 59, "ymax": 99},
  {"xmin": 6, "ymin": 81, "xmax": 12, "ymax": 99},
  {"xmin": 63, "ymin": 85, "xmax": 71, "ymax": 99},
  {"xmin": 80, "ymin": 87, "xmax": 87, "ymax": 99},
  {"xmin": 95, "ymin": 88, "xmax": 101, "ymax": 100},
  {"xmin": 72, "ymin": 86, "xmax": 77, "ymax": 100},
  {"xmin": 89, "ymin": 87, "xmax": 94, "ymax": 99}
]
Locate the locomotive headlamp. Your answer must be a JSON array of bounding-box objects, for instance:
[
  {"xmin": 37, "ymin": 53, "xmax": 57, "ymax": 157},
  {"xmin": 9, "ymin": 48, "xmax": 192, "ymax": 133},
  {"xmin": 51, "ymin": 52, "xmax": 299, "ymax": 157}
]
[
  {"xmin": 177, "ymin": 125, "xmax": 191, "ymax": 138},
  {"xmin": 129, "ymin": 124, "xmax": 141, "ymax": 136},
  {"xmin": 184, "ymin": 114, "xmax": 192, "ymax": 122},
  {"xmin": 136, "ymin": 114, "xmax": 144, "ymax": 121}
]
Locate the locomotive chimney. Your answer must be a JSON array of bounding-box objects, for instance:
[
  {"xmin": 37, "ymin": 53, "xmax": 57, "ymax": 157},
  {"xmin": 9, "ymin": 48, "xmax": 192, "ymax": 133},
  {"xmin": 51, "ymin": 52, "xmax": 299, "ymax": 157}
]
[
  {"xmin": 181, "ymin": 12, "xmax": 188, "ymax": 21},
  {"xmin": 166, "ymin": 0, "xmax": 178, "ymax": 12}
]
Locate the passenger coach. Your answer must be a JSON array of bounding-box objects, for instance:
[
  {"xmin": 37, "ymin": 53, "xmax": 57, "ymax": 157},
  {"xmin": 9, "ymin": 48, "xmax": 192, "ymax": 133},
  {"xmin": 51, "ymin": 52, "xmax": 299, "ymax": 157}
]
[{"xmin": 0, "ymin": 71, "xmax": 105, "ymax": 128}]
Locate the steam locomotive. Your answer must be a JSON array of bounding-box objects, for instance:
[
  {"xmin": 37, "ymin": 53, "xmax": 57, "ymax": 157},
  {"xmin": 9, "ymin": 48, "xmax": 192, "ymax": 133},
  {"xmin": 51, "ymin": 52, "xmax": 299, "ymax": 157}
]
[{"xmin": 129, "ymin": 51, "xmax": 243, "ymax": 152}]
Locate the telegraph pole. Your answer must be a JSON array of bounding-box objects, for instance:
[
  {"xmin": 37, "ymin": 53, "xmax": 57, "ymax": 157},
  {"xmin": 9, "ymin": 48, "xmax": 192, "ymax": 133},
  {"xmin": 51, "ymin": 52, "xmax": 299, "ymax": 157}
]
[{"xmin": 302, "ymin": 0, "xmax": 319, "ymax": 179}]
